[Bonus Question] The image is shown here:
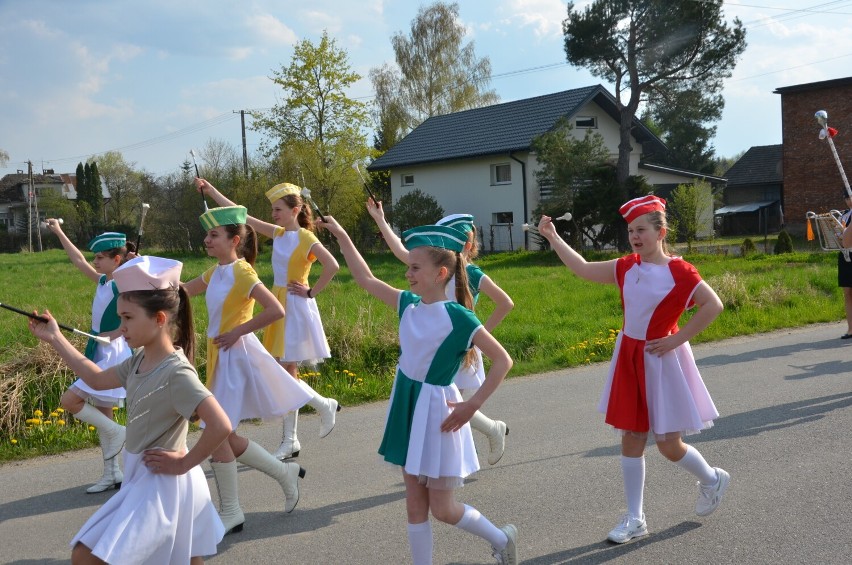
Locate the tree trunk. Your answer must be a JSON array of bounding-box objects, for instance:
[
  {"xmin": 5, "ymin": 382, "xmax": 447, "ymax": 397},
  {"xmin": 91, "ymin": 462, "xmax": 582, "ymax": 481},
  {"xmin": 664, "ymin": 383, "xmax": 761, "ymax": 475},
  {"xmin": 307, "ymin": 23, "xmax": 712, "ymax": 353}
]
[{"xmin": 615, "ymin": 107, "xmax": 635, "ymax": 250}]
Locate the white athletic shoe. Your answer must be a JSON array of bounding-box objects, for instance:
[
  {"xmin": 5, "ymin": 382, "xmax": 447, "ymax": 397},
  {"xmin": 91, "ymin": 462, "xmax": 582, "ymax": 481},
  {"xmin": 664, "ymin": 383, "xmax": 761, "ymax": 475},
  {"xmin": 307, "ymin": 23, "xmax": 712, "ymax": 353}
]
[
  {"xmin": 491, "ymin": 524, "xmax": 518, "ymax": 565},
  {"xmin": 696, "ymin": 467, "xmax": 731, "ymax": 516},
  {"xmin": 607, "ymin": 513, "xmax": 648, "ymax": 544}
]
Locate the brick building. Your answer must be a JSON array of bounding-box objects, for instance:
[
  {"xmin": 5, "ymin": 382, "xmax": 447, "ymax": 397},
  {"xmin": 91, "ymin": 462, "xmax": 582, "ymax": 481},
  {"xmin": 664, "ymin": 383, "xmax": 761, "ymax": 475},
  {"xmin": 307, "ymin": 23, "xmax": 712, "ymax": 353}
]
[{"xmin": 775, "ymin": 76, "xmax": 852, "ymax": 236}]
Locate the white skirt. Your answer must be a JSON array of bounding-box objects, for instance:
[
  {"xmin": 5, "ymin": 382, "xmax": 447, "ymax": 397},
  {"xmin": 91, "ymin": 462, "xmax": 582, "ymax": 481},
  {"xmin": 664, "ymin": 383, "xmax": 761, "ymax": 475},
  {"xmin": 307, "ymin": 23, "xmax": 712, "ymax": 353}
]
[
  {"xmin": 71, "ymin": 451, "xmax": 224, "ymax": 564},
  {"xmin": 72, "ymin": 337, "xmax": 130, "ymax": 403},
  {"xmin": 403, "ymin": 381, "xmax": 480, "ymax": 489},
  {"xmin": 282, "ymin": 293, "xmax": 331, "ymax": 364},
  {"xmin": 453, "ymin": 346, "xmax": 485, "ymax": 391},
  {"xmin": 212, "ymin": 332, "xmax": 313, "ymax": 428}
]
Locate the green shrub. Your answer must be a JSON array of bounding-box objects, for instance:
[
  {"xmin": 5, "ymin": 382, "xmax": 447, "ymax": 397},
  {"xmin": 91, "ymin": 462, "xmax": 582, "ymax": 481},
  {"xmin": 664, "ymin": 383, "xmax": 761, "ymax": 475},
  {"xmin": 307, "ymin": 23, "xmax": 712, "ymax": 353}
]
[
  {"xmin": 740, "ymin": 238, "xmax": 756, "ymax": 256},
  {"xmin": 774, "ymin": 230, "xmax": 794, "ymax": 254}
]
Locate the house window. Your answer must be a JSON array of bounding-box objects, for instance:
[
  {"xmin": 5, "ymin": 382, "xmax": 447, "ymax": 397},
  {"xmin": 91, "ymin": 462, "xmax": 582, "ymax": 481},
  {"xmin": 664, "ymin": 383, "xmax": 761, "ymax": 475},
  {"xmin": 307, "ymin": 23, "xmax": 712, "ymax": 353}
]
[
  {"xmin": 491, "ymin": 163, "xmax": 511, "ymax": 185},
  {"xmin": 401, "ymin": 174, "xmax": 415, "ymax": 186},
  {"xmin": 492, "ymin": 212, "xmax": 514, "ymax": 225},
  {"xmin": 575, "ymin": 116, "xmax": 597, "ymax": 129}
]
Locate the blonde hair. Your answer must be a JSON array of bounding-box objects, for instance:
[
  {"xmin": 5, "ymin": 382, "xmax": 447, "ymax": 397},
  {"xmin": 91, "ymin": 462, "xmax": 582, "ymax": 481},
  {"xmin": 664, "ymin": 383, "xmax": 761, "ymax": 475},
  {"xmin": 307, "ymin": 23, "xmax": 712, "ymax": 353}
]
[{"xmin": 644, "ymin": 210, "xmax": 672, "ymax": 256}]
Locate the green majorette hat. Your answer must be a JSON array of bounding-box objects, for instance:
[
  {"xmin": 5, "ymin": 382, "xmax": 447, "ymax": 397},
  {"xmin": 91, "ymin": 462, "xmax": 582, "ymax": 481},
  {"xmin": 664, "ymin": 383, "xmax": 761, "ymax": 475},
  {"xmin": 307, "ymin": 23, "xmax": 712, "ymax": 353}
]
[
  {"xmin": 436, "ymin": 213, "xmax": 474, "ymax": 236},
  {"xmin": 265, "ymin": 182, "xmax": 301, "ymax": 203},
  {"xmin": 87, "ymin": 232, "xmax": 126, "ymax": 253},
  {"xmin": 402, "ymin": 224, "xmax": 467, "ymax": 252},
  {"xmin": 199, "ymin": 206, "xmax": 248, "ymax": 230}
]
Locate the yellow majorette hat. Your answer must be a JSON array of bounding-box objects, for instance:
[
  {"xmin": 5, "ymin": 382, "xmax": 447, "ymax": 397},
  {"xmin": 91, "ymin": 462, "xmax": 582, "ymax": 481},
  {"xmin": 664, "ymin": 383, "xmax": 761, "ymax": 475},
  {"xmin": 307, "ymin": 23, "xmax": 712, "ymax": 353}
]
[
  {"xmin": 113, "ymin": 256, "xmax": 183, "ymax": 292},
  {"xmin": 199, "ymin": 206, "xmax": 247, "ymax": 230},
  {"xmin": 265, "ymin": 182, "xmax": 301, "ymax": 203}
]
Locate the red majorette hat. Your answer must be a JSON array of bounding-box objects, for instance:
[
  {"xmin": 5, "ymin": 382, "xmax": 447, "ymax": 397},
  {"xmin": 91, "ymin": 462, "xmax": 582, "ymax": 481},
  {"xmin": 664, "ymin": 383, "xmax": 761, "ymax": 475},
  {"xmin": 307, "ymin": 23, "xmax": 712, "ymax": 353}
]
[{"xmin": 619, "ymin": 195, "xmax": 666, "ymax": 223}]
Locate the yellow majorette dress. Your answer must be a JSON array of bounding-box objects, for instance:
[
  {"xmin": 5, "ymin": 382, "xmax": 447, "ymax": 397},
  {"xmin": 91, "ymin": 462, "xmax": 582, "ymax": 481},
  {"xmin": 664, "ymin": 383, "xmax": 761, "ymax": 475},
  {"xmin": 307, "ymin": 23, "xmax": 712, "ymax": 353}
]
[
  {"xmin": 262, "ymin": 226, "xmax": 331, "ymax": 364},
  {"xmin": 203, "ymin": 259, "xmax": 312, "ymax": 427}
]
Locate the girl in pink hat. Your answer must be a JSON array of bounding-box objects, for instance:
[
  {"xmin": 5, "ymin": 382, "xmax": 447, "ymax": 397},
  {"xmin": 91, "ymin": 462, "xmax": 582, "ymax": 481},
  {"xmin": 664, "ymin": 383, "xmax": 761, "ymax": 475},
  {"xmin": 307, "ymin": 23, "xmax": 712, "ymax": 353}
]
[
  {"xmin": 28, "ymin": 256, "xmax": 231, "ymax": 565},
  {"xmin": 539, "ymin": 195, "xmax": 730, "ymax": 544}
]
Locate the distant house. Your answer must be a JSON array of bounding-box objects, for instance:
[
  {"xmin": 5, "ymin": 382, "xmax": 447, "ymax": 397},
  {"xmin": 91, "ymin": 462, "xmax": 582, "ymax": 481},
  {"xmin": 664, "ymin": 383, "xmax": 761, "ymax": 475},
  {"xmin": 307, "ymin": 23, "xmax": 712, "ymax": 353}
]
[
  {"xmin": 717, "ymin": 144, "xmax": 783, "ymax": 235},
  {"xmin": 775, "ymin": 76, "xmax": 852, "ymax": 236},
  {"xmin": 0, "ymin": 173, "xmax": 111, "ymax": 234},
  {"xmin": 368, "ymin": 85, "xmax": 724, "ymax": 250}
]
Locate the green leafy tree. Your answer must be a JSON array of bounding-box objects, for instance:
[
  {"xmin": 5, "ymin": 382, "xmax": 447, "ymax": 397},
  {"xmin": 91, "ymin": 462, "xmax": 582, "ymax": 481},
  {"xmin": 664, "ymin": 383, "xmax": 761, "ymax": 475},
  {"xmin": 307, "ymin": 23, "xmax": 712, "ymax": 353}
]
[
  {"xmin": 86, "ymin": 161, "xmax": 104, "ymax": 225},
  {"xmin": 392, "ymin": 189, "xmax": 444, "ymax": 233},
  {"xmin": 376, "ymin": 1, "xmax": 499, "ymax": 133},
  {"xmin": 253, "ymin": 31, "xmax": 371, "ymax": 229},
  {"xmin": 97, "ymin": 151, "xmax": 142, "ymax": 226},
  {"xmin": 563, "ymin": 0, "xmax": 746, "ymax": 245},
  {"xmin": 643, "ymin": 88, "xmax": 722, "ymax": 174},
  {"xmin": 774, "ymin": 230, "xmax": 793, "ymax": 254},
  {"xmin": 0, "ymin": 148, "xmax": 9, "ymax": 166},
  {"xmin": 668, "ymin": 180, "xmax": 712, "ymax": 252}
]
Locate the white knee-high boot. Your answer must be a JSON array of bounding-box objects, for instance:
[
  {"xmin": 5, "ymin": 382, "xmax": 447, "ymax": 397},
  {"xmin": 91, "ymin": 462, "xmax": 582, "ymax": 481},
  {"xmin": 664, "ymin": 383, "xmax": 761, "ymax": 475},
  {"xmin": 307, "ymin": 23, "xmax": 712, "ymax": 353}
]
[
  {"xmin": 469, "ymin": 410, "xmax": 508, "ymax": 465},
  {"xmin": 298, "ymin": 381, "xmax": 340, "ymax": 438},
  {"xmin": 236, "ymin": 440, "xmax": 305, "ymax": 513},
  {"xmin": 75, "ymin": 403, "xmax": 126, "ymax": 460},
  {"xmin": 86, "ymin": 435, "xmax": 123, "ymax": 493},
  {"xmin": 210, "ymin": 460, "xmax": 245, "ymax": 534},
  {"xmin": 273, "ymin": 410, "xmax": 301, "ymax": 460}
]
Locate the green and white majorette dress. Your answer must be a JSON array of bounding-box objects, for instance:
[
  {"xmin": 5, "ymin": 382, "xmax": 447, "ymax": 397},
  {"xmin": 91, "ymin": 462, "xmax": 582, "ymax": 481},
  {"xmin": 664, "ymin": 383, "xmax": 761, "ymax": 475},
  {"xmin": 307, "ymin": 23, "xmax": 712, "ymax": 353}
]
[
  {"xmin": 73, "ymin": 275, "xmax": 129, "ymax": 402},
  {"xmin": 378, "ymin": 290, "xmax": 483, "ymax": 488}
]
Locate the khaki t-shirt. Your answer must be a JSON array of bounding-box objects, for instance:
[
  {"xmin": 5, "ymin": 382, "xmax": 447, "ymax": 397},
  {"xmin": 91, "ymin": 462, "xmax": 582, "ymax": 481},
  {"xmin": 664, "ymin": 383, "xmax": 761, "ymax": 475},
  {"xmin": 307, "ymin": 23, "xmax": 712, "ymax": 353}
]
[{"xmin": 115, "ymin": 348, "xmax": 211, "ymax": 454}]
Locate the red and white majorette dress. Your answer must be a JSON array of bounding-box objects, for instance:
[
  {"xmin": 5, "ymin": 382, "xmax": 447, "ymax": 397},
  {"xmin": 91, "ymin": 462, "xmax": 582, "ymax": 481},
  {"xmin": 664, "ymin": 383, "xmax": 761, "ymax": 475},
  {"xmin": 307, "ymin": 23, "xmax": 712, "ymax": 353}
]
[{"xmin": 598, "ymin": 254, "xmax": 719, "ymax": 437}]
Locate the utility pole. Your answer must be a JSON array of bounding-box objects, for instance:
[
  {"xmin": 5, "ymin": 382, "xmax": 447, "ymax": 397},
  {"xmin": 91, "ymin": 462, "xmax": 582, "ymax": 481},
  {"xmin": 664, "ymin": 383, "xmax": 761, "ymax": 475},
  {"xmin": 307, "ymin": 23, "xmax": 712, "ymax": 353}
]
[
  {"xmin": 234, "ymin": 109, "xmax": 249, "ymax": 176},
  {"xmin": 27, "ymin": 160, "xmax": 33, "ymax": 252}
]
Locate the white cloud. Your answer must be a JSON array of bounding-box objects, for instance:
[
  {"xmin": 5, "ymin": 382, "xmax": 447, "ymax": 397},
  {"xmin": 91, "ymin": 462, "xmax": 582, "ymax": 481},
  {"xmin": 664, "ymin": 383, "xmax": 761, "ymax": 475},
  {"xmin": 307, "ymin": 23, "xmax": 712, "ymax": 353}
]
[
  {"xmin": 302, "ymin": 10, "xmax": 342, "ymax": 34},
  {"xmin": 246, "ymin": 13, "xmax": 298, "ymax": 45},
  {"xmin": 500, "ymin": 0, "xmax": 567, "ymax": 39}
]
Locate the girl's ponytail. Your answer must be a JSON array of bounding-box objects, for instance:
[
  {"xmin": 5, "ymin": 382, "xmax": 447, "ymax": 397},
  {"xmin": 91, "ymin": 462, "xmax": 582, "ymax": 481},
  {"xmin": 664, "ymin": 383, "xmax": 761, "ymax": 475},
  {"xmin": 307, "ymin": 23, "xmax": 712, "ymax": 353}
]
[
  {"xmin": 454, "ymin": 253, "xmax": 477, "ymax": 369},
  {"xmin": 241, "ymin": 224, "xmax": 258, "ymax": 267},
  {"xmin": 174, "ymin": 285, "xmax": 196, "ymax": 363}
]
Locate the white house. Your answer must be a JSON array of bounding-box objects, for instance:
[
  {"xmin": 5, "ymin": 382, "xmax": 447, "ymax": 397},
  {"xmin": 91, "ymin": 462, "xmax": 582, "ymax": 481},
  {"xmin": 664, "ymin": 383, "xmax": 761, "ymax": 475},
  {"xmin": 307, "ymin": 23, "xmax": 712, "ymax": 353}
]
[
  {"xmin": 368, "ymin": 85, "xmax": 723, "ymax": 250},
  {"xmin": 0, "ymin": 173, "xmax": 111, "ymax": 233}
]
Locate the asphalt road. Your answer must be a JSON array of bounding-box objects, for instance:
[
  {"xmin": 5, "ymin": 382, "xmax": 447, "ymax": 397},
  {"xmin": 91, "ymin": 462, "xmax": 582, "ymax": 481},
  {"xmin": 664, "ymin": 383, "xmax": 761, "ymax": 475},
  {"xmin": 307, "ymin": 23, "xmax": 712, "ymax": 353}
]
[{"xmin": 2, "ymin": 322, "xmax": 852, "ymax": 564}]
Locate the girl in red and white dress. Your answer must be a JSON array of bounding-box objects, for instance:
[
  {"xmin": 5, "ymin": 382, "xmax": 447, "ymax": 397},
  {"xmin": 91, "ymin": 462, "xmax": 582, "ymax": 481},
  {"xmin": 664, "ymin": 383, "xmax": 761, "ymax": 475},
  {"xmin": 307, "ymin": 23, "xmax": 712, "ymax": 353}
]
[{"xmin": 538, "ymin": 195, "xmax": 730, "ymax": 544}]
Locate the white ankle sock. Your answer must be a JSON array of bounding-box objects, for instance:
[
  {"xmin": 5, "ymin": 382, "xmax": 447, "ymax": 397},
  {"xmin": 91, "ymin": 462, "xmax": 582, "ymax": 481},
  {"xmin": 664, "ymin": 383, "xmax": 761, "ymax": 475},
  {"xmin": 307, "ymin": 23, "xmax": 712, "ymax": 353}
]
[
  {"xmin": 675, "ymin": 445, "xmax": 717, "ymax": 485},
  {"xmin": 621, "ymin": 455, "xmax": 645, "ymax": 519},
  {"xmin": 407, "ymin": 521, "xmax": 432, "ymax": 565},
  {"xmin": 455, "ymin": 504, "xmax": 507, "ymax": 548}
]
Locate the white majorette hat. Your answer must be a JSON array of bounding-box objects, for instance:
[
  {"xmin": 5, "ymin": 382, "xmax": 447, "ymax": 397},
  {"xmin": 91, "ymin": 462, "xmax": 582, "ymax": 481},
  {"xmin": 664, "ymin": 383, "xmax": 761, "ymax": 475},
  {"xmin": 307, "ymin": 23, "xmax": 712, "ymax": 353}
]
[
  {"xmin": 113, "ymin": 256, "xmax": 183, "ymax": 293},
  {"xmin": 436, "ymin": 213, "xmax": 475, "ymax": 236},
  {"xmin": 619, "ymin": 195, "xmax": 666, "ymax": 224}
]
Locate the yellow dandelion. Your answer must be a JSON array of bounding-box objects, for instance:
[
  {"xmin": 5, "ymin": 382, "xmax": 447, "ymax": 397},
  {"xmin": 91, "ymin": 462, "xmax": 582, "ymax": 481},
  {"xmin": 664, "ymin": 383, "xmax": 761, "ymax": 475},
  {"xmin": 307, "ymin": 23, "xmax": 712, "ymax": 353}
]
[
  {"xmin": 33, "ymin": 409, "xmax": 43, "ymax": 417},
  {"xmin": 10, "ymin": 439, "xmax": 17, "ymax": 445},
  {"xmin": 43, "ymin": 420, "xmax": 53, "ymax": 426},
  {"xmin": 88, "ymin": 426, "xmax": 96, "ymax": 431},
  {"xmin": 357, "ymin": 378, "xmax": 363, "ymax": 383},
  {"xmin": 56, "ymin": 407, "xmax": 65, "ymax": 413},
  {"xmin": 585, "ymin": 358, "xmax": 591, "ymax": 363},
  {"xmin": 57, "ymin": 420, "xmax": 66, "ymax": 426},
  {"xmin": 335, "ymin": 370, "xmax": 340, "ymax": 373},
  {"xmin": 326, "ymin": 384, "xmax": 332, "ymax": 389},
  {"xmin": 50, "ymin": 411, "xmax": 59, "ymax": 417},
  {"xmin": 112, "ymin": 406, "xmax": 119, "ymax": 412}
]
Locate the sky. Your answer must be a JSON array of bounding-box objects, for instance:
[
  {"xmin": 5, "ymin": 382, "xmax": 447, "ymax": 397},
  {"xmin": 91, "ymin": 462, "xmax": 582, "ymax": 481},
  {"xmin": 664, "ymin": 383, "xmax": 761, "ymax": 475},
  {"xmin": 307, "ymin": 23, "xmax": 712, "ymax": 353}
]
[{"xmin": 2, "ymin": 0, "xmax": 851, "ymax": 178}]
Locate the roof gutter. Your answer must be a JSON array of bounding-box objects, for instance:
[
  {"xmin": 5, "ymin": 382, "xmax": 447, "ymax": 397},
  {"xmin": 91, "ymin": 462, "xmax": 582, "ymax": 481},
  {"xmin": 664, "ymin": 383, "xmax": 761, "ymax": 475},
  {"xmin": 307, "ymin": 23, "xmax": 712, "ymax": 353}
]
[{"xmin": 509, "ymin": 152, "xmax": 528, "ymax": 250}]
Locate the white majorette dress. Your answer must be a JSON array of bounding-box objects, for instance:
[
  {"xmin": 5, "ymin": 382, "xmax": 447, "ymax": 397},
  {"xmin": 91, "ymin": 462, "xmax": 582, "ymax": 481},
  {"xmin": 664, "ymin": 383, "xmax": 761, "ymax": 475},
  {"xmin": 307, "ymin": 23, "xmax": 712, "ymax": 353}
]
[
  {"xmin": 379, "ymin": 290, "xmax": 482, "ymax": 489},
  {"xmin": 203, "ymin": 259, "xmax": 312, "ymax": 427},
  {"xmin": 71, "ymin": 349, "xmax": 225, "ymax": 563},
  {"xmin": 262, "ymin": 226, "xmax": 331, "ymax": 365},
  {"xmin": 74, "ymin": 274, "xmax": 129, "ymax": 402},
  {"xmin": 445, "ymin": 263, "xmax": 487, "ymax": 390},
  {"xmin": 598, "ymin": 254, "xmax": 719, "ymax": 437}
]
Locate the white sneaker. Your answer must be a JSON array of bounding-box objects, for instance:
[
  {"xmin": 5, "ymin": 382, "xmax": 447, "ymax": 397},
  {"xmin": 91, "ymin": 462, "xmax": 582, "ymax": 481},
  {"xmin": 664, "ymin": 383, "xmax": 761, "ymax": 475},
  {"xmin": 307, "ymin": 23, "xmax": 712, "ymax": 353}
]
[
  {"xmin": 696, "ymin": 467, "xmax": 730, "ymax": 516},
  {"xmin": 486, "ymin": 420, "xmax": 508, "ymax": 465},
  {"xmin": 607, "ymin": 513, "xmax": 648, "ymax": 544},
  {"xmin": 491, "ymin": 524, "xmax": 517, "ymax": 565}
]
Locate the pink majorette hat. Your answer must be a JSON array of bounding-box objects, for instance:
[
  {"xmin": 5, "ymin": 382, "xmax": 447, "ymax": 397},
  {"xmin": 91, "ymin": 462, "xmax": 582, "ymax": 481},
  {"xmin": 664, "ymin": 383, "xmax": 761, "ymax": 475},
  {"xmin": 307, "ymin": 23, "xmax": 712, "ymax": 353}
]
[{"xmin": 619, "ymin": 195, "xmax": 666, "ymax": 223}]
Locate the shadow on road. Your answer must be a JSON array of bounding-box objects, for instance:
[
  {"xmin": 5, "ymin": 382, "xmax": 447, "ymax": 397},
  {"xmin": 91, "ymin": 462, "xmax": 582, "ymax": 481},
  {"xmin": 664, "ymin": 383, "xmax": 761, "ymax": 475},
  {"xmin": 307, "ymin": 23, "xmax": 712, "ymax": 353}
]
[
  {"xmin": 698, "ymin": 337, "xmax": 846, "ymax": 367},
  {"xmin": 575, "ymin": 391, "xmax": 852, "ymax": 459},
  {"xmin": 216, "ymin": 488, "xmax": 408, "ymax": 549},
  {"xmin": 0, "ymin": 484, "xmax": 102, "ymax": 524},
  {"xmin": 447, "ymin": 521, "xmax": 701, "ymax": 564}
]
